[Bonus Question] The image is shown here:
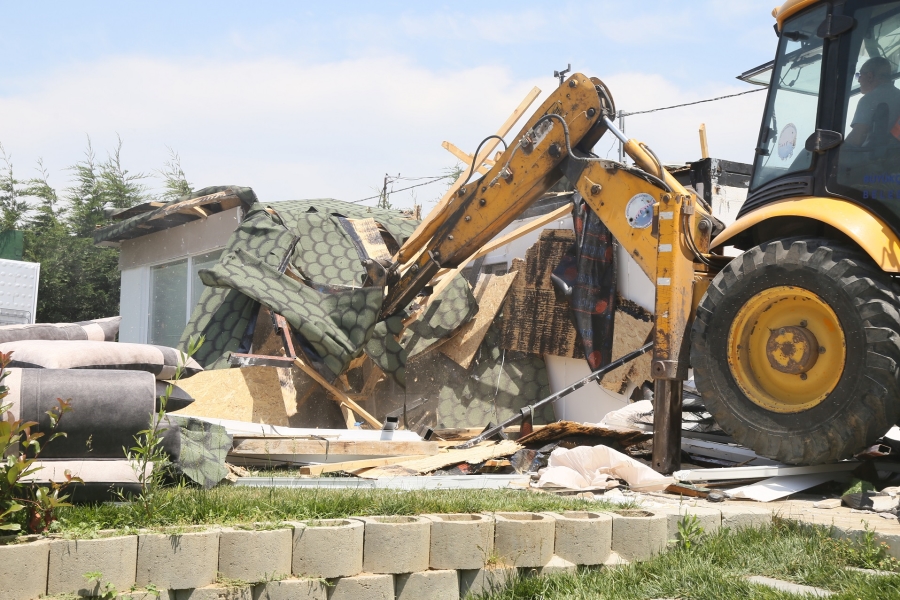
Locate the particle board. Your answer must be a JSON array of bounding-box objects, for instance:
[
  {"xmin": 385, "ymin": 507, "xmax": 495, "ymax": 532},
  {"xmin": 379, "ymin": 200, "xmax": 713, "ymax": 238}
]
[
  {"xmin": 601, "ymin": 308, "xmax": 654, "ymax": 393},
  {"xmin": 171, "ymin": 366, "xmax": 296, "ymax": 426},
  {"xmin": 347, "ymin": 218, "xmax": 392, "ymax": 261},
  {"xmin": 441, "ymin": 271, "xmax": 518, "ymax": 369}
]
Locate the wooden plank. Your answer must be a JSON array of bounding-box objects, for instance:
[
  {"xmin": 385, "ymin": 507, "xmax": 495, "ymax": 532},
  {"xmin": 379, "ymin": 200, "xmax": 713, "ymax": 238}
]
[
  {"xmin": 441, "ymin": 141, "xmax": 494, "ymax": 173},
  {"xmin": 292, "ymin": 357, "xmax": 382, "ymax": 429},
  {"xmin": 398, "ymin": 87, "xmax": 542, "ymax": 264},
  {"xmin": 231, "ymin": 438, "xmax": 439, "ymax": 457},
  {"xmin": 360, "ymin": 440, "xmax": 522, "ymax": 477},
  {"xmin": 298, "ymin": 455, "xmax": 429, "ymax": 476},
  {"xmin": 441, "ymin": 271, "xmax": 518, "ymax": 369},
  {"xmin": 433, "ymin": 202, "xmax": 573, "ymax": 279},
  {"xmin": 348, "ymin": 218, "xmax": 392, "ymax": 261}
]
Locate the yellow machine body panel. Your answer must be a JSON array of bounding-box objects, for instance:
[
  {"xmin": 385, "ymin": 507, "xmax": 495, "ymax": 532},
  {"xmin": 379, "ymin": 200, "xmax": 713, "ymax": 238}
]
[
  {"xmin": 774, "ymin": 0, "xmax": 824, "ymax": 27},
  {"xmin": 711, "ymin": 197, "xmax": 900, "ymax": 273}
]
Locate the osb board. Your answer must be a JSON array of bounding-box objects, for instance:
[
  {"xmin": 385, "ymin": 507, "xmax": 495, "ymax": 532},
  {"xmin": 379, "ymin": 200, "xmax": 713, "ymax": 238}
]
[
  {"xmin": 441, "ymin": 271, "xmax": 518, "ymax": 369},
  {"xmin": 600, "ymin": 307, "xmax": 654, "ymax": 393},
  {"xmin": 172, "ymin": 366, "xmax": 296, "ymax": 426}
]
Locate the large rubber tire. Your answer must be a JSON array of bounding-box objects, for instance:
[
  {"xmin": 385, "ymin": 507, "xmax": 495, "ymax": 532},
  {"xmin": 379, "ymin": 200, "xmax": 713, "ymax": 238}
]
[{"xmin": 691, "ymin": 239, "xmax": 900, "ymax": 464}]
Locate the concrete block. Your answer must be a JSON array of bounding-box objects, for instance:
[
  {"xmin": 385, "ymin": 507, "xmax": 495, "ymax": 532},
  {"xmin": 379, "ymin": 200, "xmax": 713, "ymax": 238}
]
[
  {"xmin": 119, "ymin": 590, "xmax": 176, "ymax": 600},
  {"xmin": 327, "ymin": 573, "xmax": 393, "ymax": 600},
  {"xmin": 655, "ymin": 505, "xmax": 721, "ymax": 542},
  {"xmin": 493, "ymin": 513, "xmax": 555, "ymax": 568},
  {"xmin": 136, "ymin": 529, "xmax": 219, "ymax": 590},
  {"xmin": 290, "ymin": 519, "xmax": 363, "ymax": 578},
  {"xmin": 176, "ymin": 585, "xmax": 253, "ymax": 600},
  {"xmin": 218, "ymin": 526, "xmax": 292, "ymax": 583},
  {"xmin": 718, "ymin": 505, "xmax": 772, "ymax": 530},
  {"xmin": 610, "ymin": 510, "xmax": 667, "ymax": 562},
  {"xmin": 359, "ymin": 516, "xmax": 430, "ymax": 574},
  {"xmin": 253, "ymin": 578, "xmax": 328, "ymax": 600},
  {"xmin": 0, "ymin": 538, "xmax": 51, "ymax": 600},
  {"xmin": 423, "ymin": 514, "xmax": 494, "ymax": 570},
  {"xmin": 535, "ymin": 556, "xmax": 577, "ymax": 576},
  {"xmin": 458, "ymin": 567, "xmax": 516, "ymax": 598},
  {"xmin": 547, "ymin": 511, "xmax": 611, "ymax": 566},
  {"xmin": 395, "ymin": 570, "xmax": 459, "ymax": 600},
  {"xmin": 47, "ymin": 535, "xmax": 138, "ymax": 597},
  {"xmin": 874, "ymin": 531, "xmax": 900, "ymax": 560}
]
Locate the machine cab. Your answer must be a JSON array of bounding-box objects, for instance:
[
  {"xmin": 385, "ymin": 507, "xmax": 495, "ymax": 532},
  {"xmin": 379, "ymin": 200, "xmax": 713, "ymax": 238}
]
[{"xmin": 741, "ymin": 0, "xmax": 900, "ymax": 237}]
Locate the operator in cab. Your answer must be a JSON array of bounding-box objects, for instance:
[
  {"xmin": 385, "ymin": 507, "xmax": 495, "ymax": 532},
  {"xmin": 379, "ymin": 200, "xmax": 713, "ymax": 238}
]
[{"xmin": 845, "ymin": 56, "xmax": 900, "ymax": 148}]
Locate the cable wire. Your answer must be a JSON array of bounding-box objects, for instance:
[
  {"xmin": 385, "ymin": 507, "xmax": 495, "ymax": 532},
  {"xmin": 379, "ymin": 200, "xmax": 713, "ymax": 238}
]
[
  {"xmin": 621, "ymin": 88, "xmax": 766, "ymax": 117},
  {"xmin": 349, "ymin": 176, "xmax": 450, "ymax": 204}
]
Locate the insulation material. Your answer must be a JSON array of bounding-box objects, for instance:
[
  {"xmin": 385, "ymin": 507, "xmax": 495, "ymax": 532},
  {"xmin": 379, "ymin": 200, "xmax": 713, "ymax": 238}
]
[
  {"xmin": 171, "ymin": 366, "xmax": 298, "ymax": 426},
  {"xmin": 534, "ymin": 445, "xmax": 674, "ymax": 492},
  {"xmin": 441, "ymin": 271, "xmax": 518, "ymax": 369}
]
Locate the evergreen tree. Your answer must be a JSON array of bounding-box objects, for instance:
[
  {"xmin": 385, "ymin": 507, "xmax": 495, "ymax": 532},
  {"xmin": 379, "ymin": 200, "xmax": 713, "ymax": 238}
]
[
  {"xmin": 158, "ymin": 147, "xmax": 192, "ymax": 202},
  {"xmin": 0, "ymin": 143, "xmax": 30, "ymax": 230}
]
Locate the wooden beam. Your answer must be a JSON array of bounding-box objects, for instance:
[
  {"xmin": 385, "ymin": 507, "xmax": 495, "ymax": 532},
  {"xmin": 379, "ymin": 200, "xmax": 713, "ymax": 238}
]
[
  {"xmin": 360, "ymin": 440, "xmax": 522, "ymax": 477},
  {"xmin": 292, "ymin": 357, "xmax": 382, "ymax": 429},
  {"xmin": 397, "ymin": 86, "xmax": 542, "ymax": 264},
  {"xmin": 298, "ymin": 455, "xmax": 429, "ymax": 476},
  {"xmin": 441, "ymin": 141, "xmax": 494, "ymax": 173},
  {"xmin": 230, "ymin": 437, "xmax": 439, "ymax": 457},
  {"xmin": 434, "ymin": 201, "xmax": 572, "ymax": 279}
]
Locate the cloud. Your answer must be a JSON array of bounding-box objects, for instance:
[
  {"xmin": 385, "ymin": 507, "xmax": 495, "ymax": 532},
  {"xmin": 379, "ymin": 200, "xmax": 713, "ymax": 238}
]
[{"xmin": 0, "ymin": 53, "xmax": 766, "ymax": 209}]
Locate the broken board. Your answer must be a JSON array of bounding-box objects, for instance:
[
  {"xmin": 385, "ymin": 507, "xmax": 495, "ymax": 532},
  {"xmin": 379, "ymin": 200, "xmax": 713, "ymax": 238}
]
[
  {"xmin": 172, "ymin": 366, "xmax": 297, "ymax": 426},
  {"xmin": 441, "ymin": 271, "xmax": 518, "ymax": 369},
  {"xmin": 360, "ymin": 439, "xmax": 522, "ymax": 478}
]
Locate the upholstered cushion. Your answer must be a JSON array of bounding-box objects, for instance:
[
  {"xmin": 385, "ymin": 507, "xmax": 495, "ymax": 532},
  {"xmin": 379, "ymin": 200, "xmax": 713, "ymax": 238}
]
[
  {"xmin": 0, "ymin": 316, "xmax": 120, "ymax": 343},
  {"xmin": 1, "ymin": 339, "xmax": 203, "ymax": 380}
]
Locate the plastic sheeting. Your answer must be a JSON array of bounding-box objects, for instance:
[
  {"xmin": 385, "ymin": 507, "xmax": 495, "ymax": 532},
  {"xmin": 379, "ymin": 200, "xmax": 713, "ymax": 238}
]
[{"xmin": 534, "ymin": 444, "xmax": 674, "ymax": 492}]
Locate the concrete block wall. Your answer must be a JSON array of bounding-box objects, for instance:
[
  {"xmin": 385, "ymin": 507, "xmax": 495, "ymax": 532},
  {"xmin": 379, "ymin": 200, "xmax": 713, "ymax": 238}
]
[{"xmin": 0, "ymin": 505, "xmax": 831, "ymax": 600}]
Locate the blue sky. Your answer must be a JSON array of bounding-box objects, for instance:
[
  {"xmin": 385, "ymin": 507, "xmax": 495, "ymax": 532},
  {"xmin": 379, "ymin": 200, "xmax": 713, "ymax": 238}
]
[{"xmin": 0, "ymin": 1, "xmax": 778, "ymax": 208}]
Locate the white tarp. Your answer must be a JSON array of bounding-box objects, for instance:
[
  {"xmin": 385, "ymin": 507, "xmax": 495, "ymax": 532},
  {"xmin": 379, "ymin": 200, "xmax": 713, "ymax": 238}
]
[{"xmin": 534, "ymin": 444, "xmax": 674, "ymax": 492}]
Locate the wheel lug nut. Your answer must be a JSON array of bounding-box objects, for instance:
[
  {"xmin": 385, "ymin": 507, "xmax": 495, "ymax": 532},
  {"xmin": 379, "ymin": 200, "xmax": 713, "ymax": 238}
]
[
  {"xmin": 800, "ymin": 320, "xmax": 807, "ymax": 328},
  {"xmin": 779, "ymin": 328, "xmax": 786, "ymax": 335},
  {"xmin": 800, "ymin": 373, "xmax": 808, "ymax": 380},
  {"xmin": 819, "ymin": 346, "xmax": 826, "ymax": 354}
]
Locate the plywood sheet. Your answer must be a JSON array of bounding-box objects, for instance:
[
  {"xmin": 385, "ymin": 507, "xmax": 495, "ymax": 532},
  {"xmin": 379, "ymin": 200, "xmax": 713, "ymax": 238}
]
[
  {"xmin": 360, "ymin": 440, "xmax": 522, "ymax": 478},
  {"xmin": 172, "ymin": 366, "xmax": 294, "ymax": 426},
  {"xmin": 500, "ymin": 286, "xmax": 581, "ymax": 358},
  {"xmin": 230, "ymin": 438, "xmax": 439, "ymax": 457},
  {"xmin": 442, "ymin": 271, "xmax": 518, "ymax": 369}
]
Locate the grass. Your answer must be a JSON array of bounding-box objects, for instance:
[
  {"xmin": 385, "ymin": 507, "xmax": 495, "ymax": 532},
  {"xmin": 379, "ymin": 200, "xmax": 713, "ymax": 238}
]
[
  {"xmin": 475, "ymin": 519, "xmax": 900, "ymax": 600},
  {"xmin": 50, "ymin": 487, "xmax": 626, "ymax": 535}
]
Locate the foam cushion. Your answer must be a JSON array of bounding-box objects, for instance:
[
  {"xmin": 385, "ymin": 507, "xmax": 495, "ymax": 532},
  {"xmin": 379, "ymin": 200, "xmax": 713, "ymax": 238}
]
[
  {"xmin": 1, "ymin": 339, "xmax": 203, "ymax": 379},
  {"xmin": 0, "ymin": 316, "xmax": 120, "ymax": 343}
]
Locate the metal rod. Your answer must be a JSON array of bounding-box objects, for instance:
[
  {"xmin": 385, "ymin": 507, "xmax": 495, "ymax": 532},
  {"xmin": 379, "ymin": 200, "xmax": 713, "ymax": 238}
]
[
  {"xmin": 453, "ymin": 342, "xmax": 653, "ymax": 449},
  {"xmin": 605, "ymin": 115, "xmax": 629, "ymax": 145},
  {"xmin": 652, "ymin": 379, "xmax": 683, "ymax": 474}
]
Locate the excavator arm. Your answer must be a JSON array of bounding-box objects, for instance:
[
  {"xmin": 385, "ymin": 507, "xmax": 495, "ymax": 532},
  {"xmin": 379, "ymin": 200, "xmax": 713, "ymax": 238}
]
[{"xmin": 383, "ymin": 73, "xmax": 718, "ymax": 473}]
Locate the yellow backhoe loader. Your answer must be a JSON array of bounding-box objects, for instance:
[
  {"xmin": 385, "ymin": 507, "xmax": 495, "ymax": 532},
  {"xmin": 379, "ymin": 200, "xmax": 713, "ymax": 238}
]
[{"xmin": 378, "ymin": 0, "xmax": 900, "ymax": 472}]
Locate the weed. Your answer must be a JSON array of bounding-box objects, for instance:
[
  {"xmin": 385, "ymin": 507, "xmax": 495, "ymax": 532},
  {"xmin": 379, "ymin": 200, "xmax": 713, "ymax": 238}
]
[
  {"xmin": 84, "ymin": 571, "xmax": 117, "ymax": 600},
  {"xmin": 0, "ymin": 350, "xmax": 80, "ymax": 533},
  {"xmin": 676, "ymin": 514, "xmax": 704, "ymax": 550},
  {"xmin": 120, "ymin": 335, "xmax": 203, "ymax": 519}
]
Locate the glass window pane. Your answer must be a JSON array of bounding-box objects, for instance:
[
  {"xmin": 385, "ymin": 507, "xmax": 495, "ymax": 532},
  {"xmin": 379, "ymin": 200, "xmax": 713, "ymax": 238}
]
[
  {"xmin": 836, "ymin": 2, "xmax": 900, "ymax": 197},
  {"xmin": 191, "ymin": 249, "xmax": 224, "ymax": 309},
  {"xmin": 149, "ymin": 259, "xmax": 188, "ymax": 348},
  {"xmin": 750, "ymin": 5, "xmax": 826, "ymax": 190}
]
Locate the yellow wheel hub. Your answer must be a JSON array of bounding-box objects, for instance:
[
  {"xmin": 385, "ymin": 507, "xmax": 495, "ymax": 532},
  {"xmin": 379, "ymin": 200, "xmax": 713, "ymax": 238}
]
[{"xmin": 727, "ymin": 286, "xmax": 846, "ymax": 413}]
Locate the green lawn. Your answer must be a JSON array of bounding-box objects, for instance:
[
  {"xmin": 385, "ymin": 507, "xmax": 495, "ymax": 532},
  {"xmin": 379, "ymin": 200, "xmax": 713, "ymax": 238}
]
[
  {"xmin": 51, "ymin": 487, "xmax": 625, "ymax": 535},
  {"xmin": 475, "ymin": 519, "xmax": 900, "ymax": 600}
]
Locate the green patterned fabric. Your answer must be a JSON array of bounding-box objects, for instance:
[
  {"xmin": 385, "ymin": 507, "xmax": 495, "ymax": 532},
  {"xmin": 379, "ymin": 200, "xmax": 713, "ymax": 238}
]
[
  {"xmin": 93, "ymin": 185, "xmax": 258, "ymax": 245},
  {"xmin": 404, "ymin": 274, "xmax": 477, "ymax": 358},
  {"xmin": 164, "ymin": 415, "xmax": 232, "ymax": 489},
  {"xmin": 365, "ymin": 315, "xmax": 407, "ymax": 387},
  {"xmin": 434, "ymin": 325, "xmax": 554, "ymax": 428},
  {"xmin": 182, "ymin": 199, "xmax": 413, "ymax": 378}
]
